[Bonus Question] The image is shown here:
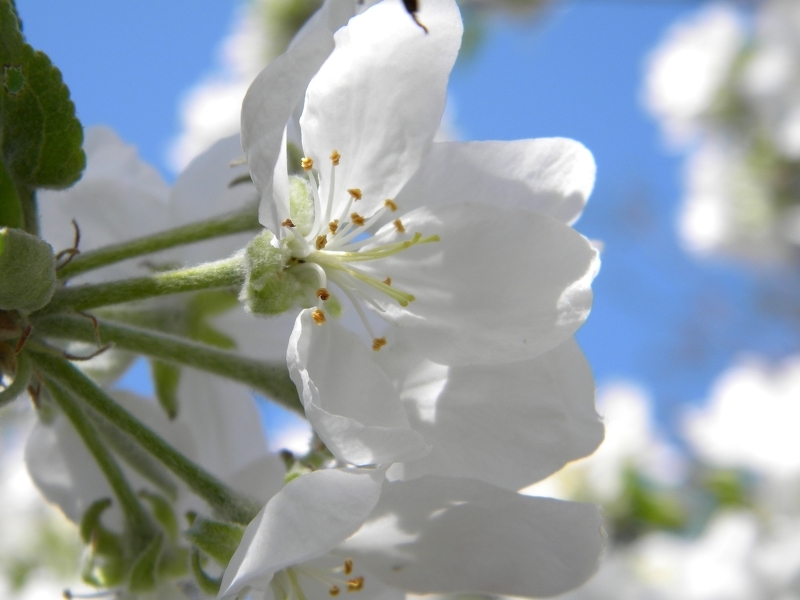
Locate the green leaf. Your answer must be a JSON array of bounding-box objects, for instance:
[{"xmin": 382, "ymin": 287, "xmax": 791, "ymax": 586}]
[
  {"xmin": 151, "ymin": 359, "xmax": 181, "ymax": 420},
  {"xmin": 0, "ymin": 0, "xmax": 85, "ymax": 191}
]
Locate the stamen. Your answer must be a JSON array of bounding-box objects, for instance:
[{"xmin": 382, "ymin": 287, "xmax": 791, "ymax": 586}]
[
  {"xmin": 312, "ymin": 308, "xmax": 326, "ymax": 325},
  {"xmin": 348, "ymin": 188, "xmax": 363, "ymax": 200},
  {"xmin": 316, "ymin": 288, "xmax": 330, "ymax": 301},
  {"xmin": 384, "ymin": 199, "xmax": 398, "ymax": 212},
  {"xmin": 344, "ymin": 559, "xmax": 353, "ymax": 575},
  {"xmin": 282, "ymin": 219, "xmax": 296, "ymax": 228},
  {"xmin": 372, "ymin": 337, "xmax": 387, "ymax": 351},
  {"xmin": 393, "ymin": 219, "xmax": 406, "ymax": 233},
  {"xmin": 316, "ymin": 235, "xmax": 328, "ymax": 250},
  {"xmin": 329, "ymin": 220, "xmax": 339, "ymax": 234},
  {"xmin": 383, "ymin": 277, "xmax": 392, "ymax": 286},
  {"xmin": 329, "ymin": 273, "xmax": 379, "ymax": 339},
  {"xmin": 330, "ymin": 150, "xmax": 341, "ymax": 166},
  {"xmin": 350, "ymin": 213, "xmax": 366, "ymax": 227},
  {"xmin": 301, "ymin": 157, "xmax": 314, "ymax": 171},
  {"xmin": 347, "ymin": 577, "xmax": 365, "ymax": 592},
  {"xmin": 329, "ymin": 586, "xmax": 340, "ymax": 597}
]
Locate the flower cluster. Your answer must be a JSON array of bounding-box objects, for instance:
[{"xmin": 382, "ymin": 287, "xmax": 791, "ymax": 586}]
[
  {"xmin": 0, "ymin": 0, "xmax": 605, "ymax": 599},
  {"xmin": 645, "ymin": 0, "xmax": 800, "ymax": 262}
]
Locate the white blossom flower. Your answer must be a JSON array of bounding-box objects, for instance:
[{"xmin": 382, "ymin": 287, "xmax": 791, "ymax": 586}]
[
  {"xmin": 243, "ymin": 0, "xmax": 599, "ymax": 465},
  {"xmin": 219, "ymin": 469, "xmax": 604, "ymax": 600},
  {"xmin": 643, "ymin": 2, "xmax": 744, "ymax": 149}
]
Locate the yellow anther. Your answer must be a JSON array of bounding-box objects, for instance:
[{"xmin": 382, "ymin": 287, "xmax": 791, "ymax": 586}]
[
  {"xmin": 282, "ymin": 218, "xmax": 296, "ymax": 228},
  {"xmin": 316, "ymin": 234, "xmax": 328, "ymax": 250},
  {"xmin": 330, "ymin": 150, "xmax": 341, "ymax": 166},
  {"xmin": 347, "ymin": 577, "xmax": 365, "ymax": 592},
  {"xmin": 329, "ymin": 220, "xmax": 340, "ymax": 234},
  {"xmin": 316, "ymin": 288, "xmax": 330, "ymax": 301},
  {"xmin": 301, "ymin": 157, "xmax": 314, "ymax": 171},
  {"xmin": 384, "ymin": 199, "xmax": 398, "ymax": 212},
  {"xmin": 344, "ymin": 558, "xmax": 353, "ymax": 575},
  {"xmin": 329, "ymin": 586, "xmax": 341, "ymax": 597},
  {"xmin": 372, "ymin": 337, "xmax": 387, "ymax": 351},
  {"xmin": 312, "ymin": 308, "xmax": 326, "ymax": 325},
  {"xmin": 351, "ymin": 213, "xmax": 366, "ymax": 227},
  {"xmin": 393, "ymin": 219, "xmax": 406, "ymax": 233},
  {"xmin": 348, "ymin": 188, "xmax": 363, "ymax": 200},
  {"xmin": 383, "ymin": 277, "xmax": 392, "ymax": 286}
]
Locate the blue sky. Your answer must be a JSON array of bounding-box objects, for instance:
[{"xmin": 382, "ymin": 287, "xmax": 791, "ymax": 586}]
[{"xmin": 16, "ymin": 0, "xmax": 797, "ymax": 439}]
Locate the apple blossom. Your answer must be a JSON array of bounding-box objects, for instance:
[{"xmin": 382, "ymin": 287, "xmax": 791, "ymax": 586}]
[{"xmin": 219, "ymin": 469, "xmax": 604, "ymax": 600}]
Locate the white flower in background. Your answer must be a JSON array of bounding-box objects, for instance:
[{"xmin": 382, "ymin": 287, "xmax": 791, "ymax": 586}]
[
  {"xmin": 684, "ymin": 354, "xmax": 800, "ymax": 479},
  {"xmin": 220, "ymin": 469, "xmax": 604, "ymax": 599},
  {"xmin": 741, "ymin": 0, "xmax": 800, "ymax": 159},
  {"xmin": 554, "ymin": 511, "xmax": 760, "ymax": 600},
  {"xmin": 643, "ymin": 2, "xmax": 744, "ymax": 149},
  {"xmin": 242, "ymin": 0, "xmax": 599, "ymax": 466},
  {"xmin": 0, "ymin": 409, "xmax": 81, "ymax": 599},
  {"xmin": 646, "ymin": 0, "xmax": 800, "ymax": 262}
]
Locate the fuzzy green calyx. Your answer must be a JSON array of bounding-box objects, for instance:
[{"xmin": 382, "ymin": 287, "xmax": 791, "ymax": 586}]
[
  {"xmin": 241, "ymin": 229, "xmax": 301, "ymax": 315},
  {"xmin": 0, "ymin": 226, "xmax": 56, "ymax": 311}
]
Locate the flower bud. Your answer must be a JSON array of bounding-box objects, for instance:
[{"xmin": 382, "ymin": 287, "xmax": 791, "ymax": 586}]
[
  {"xmin": 241, "ymin": 230, "xmax": 302, "ymax": 315},
  {"xmin": 0, "ymin": 227, "xmax": 56, "ymax": 312}
]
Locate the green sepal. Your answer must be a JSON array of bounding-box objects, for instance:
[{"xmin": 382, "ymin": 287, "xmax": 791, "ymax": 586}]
[
  {"xmin": 0, "ymin": 0, "xmax": 85, "ymax": 191},
  {"xmin": 186, "ymin": 290, "xmax": 238, "ymax": 349},
  {"xmin": 78, "ymin": 498, "xmax": 127, "ymax": 588},
  {"xmin": 184, "ymin": 514, "xmax": 245, "ymax": 566},
  {"xmin": 139, "ymin": 490, "xmax": 179, "ymax": 541},
  {"xmin": 0, "ymin": 226, "xmax": 56, "ymax": 311},
  {"xmin": 151, "ymin": 359, "xmax": 180, "ymax": 420},
  {"xmin": 190, "ymin": 548, "xmax": 222, "ymax": 596},
  {"xmin": 128, "ymin": 531, "xmax": 164, "ymax": 593},
  {"xmin": 241, "ymin": 230, "xmax": 302, "ymax": 315},
  {"xmin": 0, "ymin": 160, "xmax": 22, "ymax": 228}
]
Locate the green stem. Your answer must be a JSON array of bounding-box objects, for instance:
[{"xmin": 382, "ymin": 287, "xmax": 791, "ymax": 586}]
[
  {"xmin": 0, "ymin": 351, "xmax": 32, "ymax": 408},
  {"xmin": 59, "ymin": 207, "xmax": 260, "ymax": 280},
  {"xmin": 19, "ymin": 186, "xmax": 39, "ymax": 236},
  {"xmin": 31, "ymin": 349, "xmax": 260, "ymax": 525},
  {"xmin": 32, "ymin": 314, "xmax": 301, "ymax": 414},
  {"xmin": 43, "ymin": 377, "xmax": 156, "ymax": 552},
  {"xmin": 39, "ymin": 256, "xmax": 245, "ymax": 315}
]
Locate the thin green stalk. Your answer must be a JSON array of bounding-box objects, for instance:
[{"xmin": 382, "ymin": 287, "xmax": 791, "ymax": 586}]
[
  {"xmin": 0, "ymin": 351, "xmax": 32, "ymax": 408},
  {"xmin": 59, "ymin": 207, "xmax": 260, "ymax": 280},
  {"xmin": 19, "ymin": 186, "xmax": 39, "ymax": 235},
  {"xmin": 39, "ymin": 256, "xmax": 245, "ymax": 315},
  {"xmin": 31, "ymin": 349, "xmax": 260, "ymax": 525},
  {"xmin": 32, "ymin": 314, "xmax": 301, "ymax": 414},
  {"xmin": 43, "ymin": 378, "xmax": 156, "ymax": 553}
]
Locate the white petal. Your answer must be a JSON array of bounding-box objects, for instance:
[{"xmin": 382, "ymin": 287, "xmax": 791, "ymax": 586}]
[
  {"xmin": 287, "ymin": 310, "xmax": 429, "ymax": 466},
  {"xmin": 38, "ymin": 127, "xmax": 169, "ymax": 283},
  {"xmin": 340, "ymin": 476, "xmax": 604, "ymax": 598},
  {"xmin": 220, "ymin": 468, "xmax": 384, "ymax": 598},
  {"xmin": 168, "ymin": 134, "xmax": 259, "ymax": 265},
  {"xmin": 300, "ymin": 0, "xmax": 462, "ymax": 218},
  {"xmin": 379, "ymin": 336, "xmax": 603, "ymax": 490},
  {"xmin": 242, "ymin": 0, "xmax": 357, "ymax": 233},
  {"xmin": 395, "ymin": 138, "xmax": 596, "ymax": 224},
  {"xmin": 176, "ymin": 369, "xmax": 277, "ymax": 482},
  {"xmin": 25, "ymin": 391, "xmax": 194, "ymax": 529},
  {"xmin": 25, "ymin": 411, "xmax": 119, "ymax": 527},
  {"xmin": 364, "ymin": 203, "xmax": 600, "ymax": 365}
]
